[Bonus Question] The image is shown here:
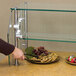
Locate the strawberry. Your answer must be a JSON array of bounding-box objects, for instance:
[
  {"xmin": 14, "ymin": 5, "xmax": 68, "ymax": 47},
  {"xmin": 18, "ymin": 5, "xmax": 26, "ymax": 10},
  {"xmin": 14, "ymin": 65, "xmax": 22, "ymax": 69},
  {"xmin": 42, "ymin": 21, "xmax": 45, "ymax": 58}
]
[
  {"xmin": 74, "ymin": 57, "xmax": 76, "ymax": 63},
  {"xmin": 71, "ymin": 58, "xmax": 75, "ymax": 63}
]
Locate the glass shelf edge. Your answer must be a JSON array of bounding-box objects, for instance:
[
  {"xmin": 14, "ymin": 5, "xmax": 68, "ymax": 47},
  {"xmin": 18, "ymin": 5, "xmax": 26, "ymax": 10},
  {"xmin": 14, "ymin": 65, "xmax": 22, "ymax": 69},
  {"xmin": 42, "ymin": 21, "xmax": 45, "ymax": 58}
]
[
  {"xmin": 10, "ymin": 8, "xmax": 76, "ymax": 12},
  {"xmin": 19, "ymin": 38, "xmax": 76, "ymax": 43}
]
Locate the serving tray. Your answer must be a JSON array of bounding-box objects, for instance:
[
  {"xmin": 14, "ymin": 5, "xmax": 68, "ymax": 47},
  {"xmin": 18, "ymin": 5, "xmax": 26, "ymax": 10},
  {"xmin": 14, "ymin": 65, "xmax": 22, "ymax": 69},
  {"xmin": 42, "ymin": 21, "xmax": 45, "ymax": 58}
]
[
  {"xmin": 65, "ymin": 58, "xmax": 76, "ymax": 65},
  {"xmin": 25, "ymin": 56, "xmax": 60, "ymax": 64}
]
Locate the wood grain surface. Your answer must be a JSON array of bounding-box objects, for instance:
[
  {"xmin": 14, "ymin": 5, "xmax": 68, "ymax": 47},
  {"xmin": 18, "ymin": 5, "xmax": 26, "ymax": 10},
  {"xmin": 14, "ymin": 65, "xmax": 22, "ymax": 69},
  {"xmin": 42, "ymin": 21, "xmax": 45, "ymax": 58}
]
[{"xmin": 0, "ymin": 51, "xmax": 76, "ymax": 76}]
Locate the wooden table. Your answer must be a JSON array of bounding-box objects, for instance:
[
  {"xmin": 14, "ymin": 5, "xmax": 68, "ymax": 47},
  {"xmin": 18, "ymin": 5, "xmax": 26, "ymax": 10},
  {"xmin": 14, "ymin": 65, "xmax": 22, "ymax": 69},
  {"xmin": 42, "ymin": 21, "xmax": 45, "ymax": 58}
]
[{"xmin": 0, "ymin": 51, "xmax": 76, "ymax": 76}]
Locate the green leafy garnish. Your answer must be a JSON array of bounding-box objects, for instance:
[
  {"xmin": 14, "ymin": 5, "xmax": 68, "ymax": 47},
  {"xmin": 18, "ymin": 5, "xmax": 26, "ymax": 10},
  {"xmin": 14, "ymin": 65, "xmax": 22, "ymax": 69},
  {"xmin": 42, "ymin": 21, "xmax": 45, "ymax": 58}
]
[{"xmin": 25, "ymin": 46, "xmax": 36, "ymax": 59}]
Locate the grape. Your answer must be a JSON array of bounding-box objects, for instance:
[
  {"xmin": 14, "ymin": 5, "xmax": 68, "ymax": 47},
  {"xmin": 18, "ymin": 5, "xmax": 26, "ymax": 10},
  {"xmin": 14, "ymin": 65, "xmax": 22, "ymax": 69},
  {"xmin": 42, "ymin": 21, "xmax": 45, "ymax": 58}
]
[
  {"xmin": 38, "ymin": 46, "xmax": 44, "ymax": 50},
  {"xmin": 38, "ymin": 47, "xmax": 45, "ymax": 53},
  {"xmin": 38, "ymin": 51, "xmax": 42, "ymax": 55},
  {"xmin": 44, "ymin": 52, "xmax": 48, "ymax": 55},
  {"xmin": 39, "ymin": 49, "xmax": 44, "ymax": 53},
  {"xmin": 33, "ymin": 49, "xmax": 38, "ymax": 55},
  {"xmin": 44, "ymin": 50, "xmax": 48, "ymax": 55},
  {"xmin": 36, "ymin": 52, "xmax": 40, "ymax": 56},
  {"xmin": 33, "ymin": 49, "xmax": 36, "ymax": 52},
  {"xmin": 33, "ymin": 46, "xmax": 49, "ymax": 56}
]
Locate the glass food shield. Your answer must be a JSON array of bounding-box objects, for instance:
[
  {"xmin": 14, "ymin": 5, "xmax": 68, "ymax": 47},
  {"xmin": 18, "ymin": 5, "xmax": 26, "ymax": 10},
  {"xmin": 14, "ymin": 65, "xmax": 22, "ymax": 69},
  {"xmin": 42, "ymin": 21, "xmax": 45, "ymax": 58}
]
[{"xmin": 7, "ymin": 2, "xmax": 76, "ymax": 65}]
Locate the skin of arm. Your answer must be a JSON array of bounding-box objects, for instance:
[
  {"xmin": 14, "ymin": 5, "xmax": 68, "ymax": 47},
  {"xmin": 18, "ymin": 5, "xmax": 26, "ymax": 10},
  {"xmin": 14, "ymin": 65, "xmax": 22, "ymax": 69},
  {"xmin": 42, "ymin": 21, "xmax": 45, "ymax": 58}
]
[{"xmin": 12, "ymin": 47, "xmax": 25, "ymax": 60}]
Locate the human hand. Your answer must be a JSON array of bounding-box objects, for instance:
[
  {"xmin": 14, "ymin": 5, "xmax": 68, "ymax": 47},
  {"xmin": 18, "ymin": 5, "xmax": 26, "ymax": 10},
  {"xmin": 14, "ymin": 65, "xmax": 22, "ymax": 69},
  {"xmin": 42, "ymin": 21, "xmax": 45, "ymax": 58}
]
[{"xmin": 12, "ymin": 47, "xmax": 25, "ymax": 60}]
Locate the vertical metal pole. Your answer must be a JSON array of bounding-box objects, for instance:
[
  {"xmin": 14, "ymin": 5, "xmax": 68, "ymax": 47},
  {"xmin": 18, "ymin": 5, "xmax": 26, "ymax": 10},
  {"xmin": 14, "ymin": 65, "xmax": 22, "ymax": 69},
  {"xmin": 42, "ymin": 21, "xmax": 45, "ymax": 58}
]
[
  {"xmin": 24, "ymin": 2, "xmax": 28, "ymax": 48},
  {"xmin": 7, "ymin": 10, "xmax": 13, "ymax": 65},
  {"xmin": 15, "ymin": 38, "xmax": 19, "ymax": 66},
  {"xmin": 14, "ymin": 8, "xmax": 19, "ymax": 66}
]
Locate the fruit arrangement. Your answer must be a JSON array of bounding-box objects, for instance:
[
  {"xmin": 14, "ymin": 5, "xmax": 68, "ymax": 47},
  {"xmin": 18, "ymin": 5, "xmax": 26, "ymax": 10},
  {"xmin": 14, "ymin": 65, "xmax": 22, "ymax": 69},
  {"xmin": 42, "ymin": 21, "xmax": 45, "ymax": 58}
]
[
  {"xmin": 25, "ymin": 46, "xmax": 59, "ymax": 64},
  {"xmin": 66, "ymin": 55, "xmax": 76, "ymax": 64}
]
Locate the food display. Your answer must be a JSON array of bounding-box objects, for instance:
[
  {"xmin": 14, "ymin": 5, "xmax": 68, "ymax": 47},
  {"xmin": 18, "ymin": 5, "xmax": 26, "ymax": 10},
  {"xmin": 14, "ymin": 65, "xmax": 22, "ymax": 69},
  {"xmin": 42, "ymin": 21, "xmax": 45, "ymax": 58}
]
[
  {"xmin": 66, "ymin": 55, "xmax": 76, "ymax": 65},
  {"xmin": 25, "ymin": 46, "xmax": 59, "ymax": 64}
]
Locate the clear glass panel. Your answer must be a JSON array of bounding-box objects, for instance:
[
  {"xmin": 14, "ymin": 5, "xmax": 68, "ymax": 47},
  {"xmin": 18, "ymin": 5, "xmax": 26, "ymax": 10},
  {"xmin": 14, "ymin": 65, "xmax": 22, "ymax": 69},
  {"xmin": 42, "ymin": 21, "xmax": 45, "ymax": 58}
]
[
  {"xmin": 11, "ymin": 2, "xmax": 76, "ymax": 11},
  {"xmin": 7, "ymin": 10, "xmax": 15, "ymax": 65},
  {"xmin": 8, "ymin": 2, "xmax": 76, "ymax": 65},
  {"xmin": 8, "ymin": 3, "xmax": 28, "ymax": 65},
  {"xmin": 10, "ymin": 2, "xmax": 76, "ymax": 43},
  {"xmin": 11, "ymin": 8, "xmax": 76, "ymax": 12},
  {"xmin": 21, "ymin": 11, "xmax": 76, "ymax": 43}
]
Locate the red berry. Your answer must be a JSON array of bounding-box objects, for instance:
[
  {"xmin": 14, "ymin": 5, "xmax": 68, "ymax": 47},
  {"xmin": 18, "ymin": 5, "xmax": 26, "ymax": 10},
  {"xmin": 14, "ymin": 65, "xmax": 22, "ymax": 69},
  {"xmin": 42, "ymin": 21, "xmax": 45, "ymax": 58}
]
[
  {"xmin": 73, "ymin": 57, "xmax": 76, "ymax": 63},
  {"xmin": 71, "ymin": 58, "xmax": 75, "ymax": 63}
]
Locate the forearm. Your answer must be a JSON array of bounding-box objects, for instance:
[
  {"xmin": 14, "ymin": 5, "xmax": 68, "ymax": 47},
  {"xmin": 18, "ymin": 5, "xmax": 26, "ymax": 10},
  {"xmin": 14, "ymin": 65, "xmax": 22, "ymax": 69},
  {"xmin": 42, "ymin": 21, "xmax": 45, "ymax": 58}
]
[{"xmin": 0, "ymin": 38, "xmax": 15, "ymax": 55}]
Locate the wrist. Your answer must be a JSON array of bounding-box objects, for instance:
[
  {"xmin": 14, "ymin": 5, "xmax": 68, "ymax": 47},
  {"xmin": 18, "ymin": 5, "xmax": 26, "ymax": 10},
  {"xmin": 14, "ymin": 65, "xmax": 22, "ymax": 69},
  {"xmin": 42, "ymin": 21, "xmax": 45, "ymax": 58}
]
[{"xmin": 12, "ymin": 47, "xmax": 16, "ymax": 54}]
